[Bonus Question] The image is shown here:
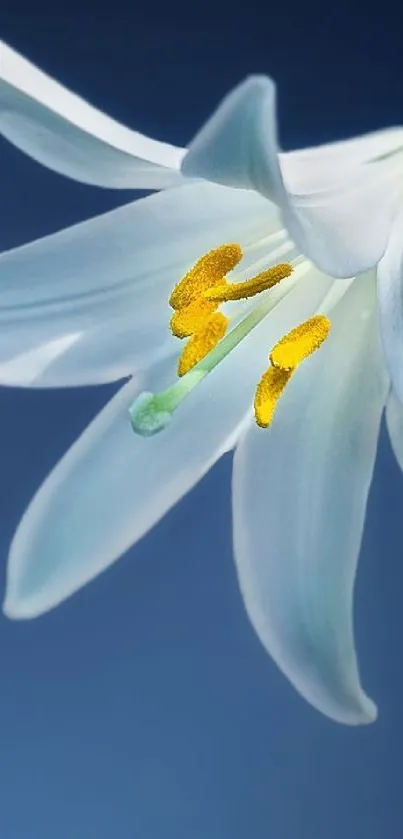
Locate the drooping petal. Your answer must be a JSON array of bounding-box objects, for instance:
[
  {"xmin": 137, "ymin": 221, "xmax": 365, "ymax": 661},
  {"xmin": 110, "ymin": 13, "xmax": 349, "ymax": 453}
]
[
  {"xmin": 0, "ymin": 40, "xmax": 185, "ymax": 188},
  {"xmin": 182, "ymin": 76, "xmax": 403, "ymax": 277},
  {"xmin": 385, "ymin": 388, "xmax": 403, "ymax": 471},
  {"xmin": 3, "ymin": 263, "xmax": 334, "ymax": 618},
  {"xmin": 377, "ymin": 208, "xmax": 403, "ymax": 405},
  {"xmin": 0, "ymin": 181, "xmax": 278, "ymax": 386},
  {"xmin": 232, "ymin": 272, "xmax": 389, "ymax": 725}
]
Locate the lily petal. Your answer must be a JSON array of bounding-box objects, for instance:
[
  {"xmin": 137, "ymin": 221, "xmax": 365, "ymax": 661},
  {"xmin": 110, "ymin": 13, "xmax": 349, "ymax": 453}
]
[
  {"xmin": 3, "ymin": 263, "xmax": 333, "ymax": 618},
  {"xmin": 0, "ymin": 180, "xmax": 277, "ymax": 386},
  {"xmin": 232, "ymin": 272, "xmax": 389, "ymax": 725},
  {"xmin": 182, "ymin": 76, "xmax": 403, "ymax": 277},
  {"xmin": 280, "ymin": 130, "xmax": 403, "ymax": 194},
  {"xmin": 385, "ymin": 388, "xmax": 403, "ymax": 471},
  {"xmin": 377, "ymin": 208, "xmax": 403, "ymax": 404},
  {"xmin": 0, "ymin": 40, "xmax": 185, "ymax": 188}
]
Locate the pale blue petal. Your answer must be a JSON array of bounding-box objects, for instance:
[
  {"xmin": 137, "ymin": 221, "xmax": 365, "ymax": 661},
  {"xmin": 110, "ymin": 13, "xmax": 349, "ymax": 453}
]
[
  {"xmin": 377, "ymin": 208, "xmax": 403, "ymax": 404},
  {"xmin": 0, "ymin": 180, "xmax": 277, "ymax": 386},
  {"xmin": 3, "ymin": 263, "xmax": 333, "ymax": 618},
  {"xmin": 0, "ymin": 39, "xmax": 185, "ymax": 188},
  {"xmin": 385, "ymin": 388, "xmax": 403, "ymax": 470},
  {"xmin": 182, "ymin": 76, "xmax": 403, "ymax": 277},
  {"xmin": 182, "ymin": 75, "xmax": 283, "ymax": 199},
  {"xmin": 232, "ymin": 273, "xmax": 389, "ymax": 724},
  {"xmin": 280, "ymin": 129, "xmax": 403, "ymax": 194}
]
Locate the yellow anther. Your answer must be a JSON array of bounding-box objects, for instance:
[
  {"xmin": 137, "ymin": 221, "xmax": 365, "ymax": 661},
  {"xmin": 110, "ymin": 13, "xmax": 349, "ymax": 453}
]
[
  {"xmin": 177, "ymin": 312, "xmax": 229, "ymax": 376},
  {"xmin": 254, "ymin": 314, "xmax": 331, "ymax": 428},
  {"xmin": 270, "ymin": 315, "xmax": 331, "ymax": 371},
  {"xmin": 169, "ymin": 244, "xmax": 243, "ymax": 310},
  {"xmin": 170, "ymin": 297, "xmax": 221, "ymax": 338},
  {"xmin": 204, "ymin": 262, "xmax": 293, "ymax": 302},
  {"xmin": 254, "ymin": 366, "xmax": 293, "ymax": 428}
]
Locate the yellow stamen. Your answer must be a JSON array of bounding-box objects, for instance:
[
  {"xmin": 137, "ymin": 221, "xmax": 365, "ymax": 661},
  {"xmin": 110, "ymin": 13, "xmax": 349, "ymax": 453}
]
[
  {"xmin": 270, "ymin": 315, "xmax": 331, "ymax": 371},
  {"xmin": 254, "ymin": 314, "xmax": 332, "ymax": 428},
  {"xmin": 204, "ymin": 262, "xmax": 293, "ymax": 302},
  {"xmin": 178, "ymin": 312, "xmax": 229, "ymax": 376},
  {"xmin": 254, "ymin": 366, "xmax": 293, "ymax": 429},
  {"xmin": 130, "ymin": 267, "xmax": 327, "ymax": 437},
  {"xmin": 169, "ymin": 244, "xmax": 243, "ymax": 310},
  {"xmin": 170, "ymin": 297, "xmax": 221, "ymax": 338}
]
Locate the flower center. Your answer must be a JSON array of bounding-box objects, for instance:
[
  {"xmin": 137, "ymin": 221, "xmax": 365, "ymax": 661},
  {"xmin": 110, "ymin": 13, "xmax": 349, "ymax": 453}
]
[{"xmin": 129, "ymin": 244, "xmax": 331, "ymax": 436}]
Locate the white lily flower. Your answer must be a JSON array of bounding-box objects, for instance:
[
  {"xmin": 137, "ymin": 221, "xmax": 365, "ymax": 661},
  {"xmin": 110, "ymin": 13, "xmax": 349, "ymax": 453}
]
[{"xmin": 2, "ymin": 41, "xmax": 403, "ymax": 726}]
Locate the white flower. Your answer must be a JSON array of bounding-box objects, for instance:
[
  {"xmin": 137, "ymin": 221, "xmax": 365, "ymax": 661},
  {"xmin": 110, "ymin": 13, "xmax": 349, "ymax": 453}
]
[{"xmin": 2, "ymin": 40, "xmax": 403, "ymax": 726}]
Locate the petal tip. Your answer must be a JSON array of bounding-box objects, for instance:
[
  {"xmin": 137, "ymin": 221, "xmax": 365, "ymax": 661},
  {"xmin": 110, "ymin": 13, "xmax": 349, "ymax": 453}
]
[
  {"xmin": 2, "ymin": 555, "xmax": 57, "ymax": 620},
  {"xmin": 181, "ymin": 73, "xmax": 279, "ymax": 197},
  {"xmin": 354, "ymin": 694, "xmax": 378, "ymax": 726},
  {"xmin": 303, "ymin": 677, "xmax": 378, "ymax": 726},
  {"xmin": 2, "ymin": 588, "xmax": 42, "ymax": 620},
  {"xmin": 337, "ymin": 694, "xmax": 378, "ymax": 726}
]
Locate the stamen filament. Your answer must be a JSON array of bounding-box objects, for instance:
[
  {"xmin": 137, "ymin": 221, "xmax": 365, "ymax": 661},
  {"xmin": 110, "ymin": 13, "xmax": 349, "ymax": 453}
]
[{"xmin": 242, "ymin": 228, "xmax": 287, "ymax": 254}]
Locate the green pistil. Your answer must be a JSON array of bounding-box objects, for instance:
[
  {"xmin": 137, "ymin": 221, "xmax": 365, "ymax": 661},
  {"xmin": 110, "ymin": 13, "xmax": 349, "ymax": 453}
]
[{"xmin": 129, "ymin": 277, "xmax": 296, "ymax": 436}]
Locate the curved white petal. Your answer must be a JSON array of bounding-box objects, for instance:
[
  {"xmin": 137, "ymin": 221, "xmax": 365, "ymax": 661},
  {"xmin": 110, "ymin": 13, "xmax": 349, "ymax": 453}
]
[
  {"xmin": 232, "ymin": 273, "xmax": 389, "ymax": 725},
  {"xmin": 280, "ymin": 129, "xmax": 403, "ymax": 194},
  {"xmin": 3, "ymin": 263, "xmax": 333, "ymax": 618},
  {"xmin": 0, "ymin": 181, "xmax": 278, "ymax": 386},
  {"xmin": 377, "ymin": 208, "xmax": 403, "ymax": 404},
  {"xmin": 182, "ymin": 76, "xmax": 284, "ymax": 200},
  {"xmin": 385, "ymin": 388, "xmax": 403, "ymax": 470},
  {"xmin": 182, "ymin": 76, "xmax": 403, "ymax": 277},
  {"xmin": 285, "ymin": 167, "xmax": 402, "ymax": 280},
  {"xmin": 0, "ymin": 40, "xmax": 185, "ymax": 188}
]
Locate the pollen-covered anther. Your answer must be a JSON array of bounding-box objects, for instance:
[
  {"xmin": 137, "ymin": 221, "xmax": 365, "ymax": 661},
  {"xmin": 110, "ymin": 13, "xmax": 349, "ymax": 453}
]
[
  {"xmin": 270, "ymin": 314, "xmax": 331, "ymax": 371},
  {"xmin": 177, "ymin": 312, "xmax": 229, "ymax": 376},
  {"xmin": 170, "ymin": 297, "xmax": 221, "ymax": 338},
  {"xmin": 254, "ymin": 366, "xmax": 293, "ymax": 429},
  {"xmin": 169, "ymin": 243, "xmax": 243, "ymax": 310},
  {"xmin": 204, "ymin": 262, "xmax": 293, "ymax": 303},
  {"xmin": 254, "ymin": 314, "xmax": 332, "ymax": 429}
]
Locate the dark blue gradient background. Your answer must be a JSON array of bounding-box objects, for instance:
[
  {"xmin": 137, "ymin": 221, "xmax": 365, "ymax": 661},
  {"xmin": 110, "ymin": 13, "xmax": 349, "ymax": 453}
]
[{"xmin": 1, "ymin": 3, "xmax": 402, "ymax": 837}]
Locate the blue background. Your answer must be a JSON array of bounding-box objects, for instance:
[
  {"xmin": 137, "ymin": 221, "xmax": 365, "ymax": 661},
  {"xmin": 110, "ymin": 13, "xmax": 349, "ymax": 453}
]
[{"xmin": 1, "ymin": 3, "xmax": 403, "ymax": 837}]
